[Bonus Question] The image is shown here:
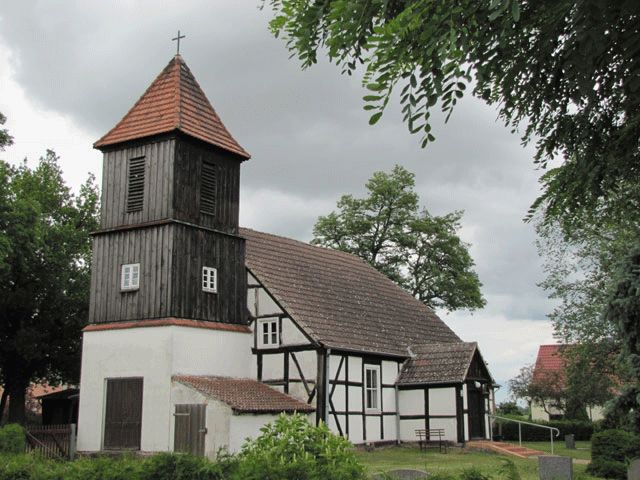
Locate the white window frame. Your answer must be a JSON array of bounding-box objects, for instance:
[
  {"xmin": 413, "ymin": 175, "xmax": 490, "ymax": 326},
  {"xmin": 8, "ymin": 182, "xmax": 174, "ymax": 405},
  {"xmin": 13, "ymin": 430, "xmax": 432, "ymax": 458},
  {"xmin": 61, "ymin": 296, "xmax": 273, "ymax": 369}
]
[
  {"xmin": 364, "ymin": 364, "xmax": 381, "ymax": 412},
  {"xmin": 257, "ymin": 318, "xmax": 279, "ymax": 348},
  {"xmin": 202, "ymin": 266, "xmax": 217, "ymax": 293},
  {"xmin": 121, "ymin": 263, "xmax": 140, "ymax": 291}
]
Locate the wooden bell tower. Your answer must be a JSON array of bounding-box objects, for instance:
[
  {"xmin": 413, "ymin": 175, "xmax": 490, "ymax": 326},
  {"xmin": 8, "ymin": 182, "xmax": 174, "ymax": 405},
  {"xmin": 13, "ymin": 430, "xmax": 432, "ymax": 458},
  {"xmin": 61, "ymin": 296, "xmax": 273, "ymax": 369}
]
[{"xmin": 88, "ymin": 55, "xmax": 250, "ymax": 326}]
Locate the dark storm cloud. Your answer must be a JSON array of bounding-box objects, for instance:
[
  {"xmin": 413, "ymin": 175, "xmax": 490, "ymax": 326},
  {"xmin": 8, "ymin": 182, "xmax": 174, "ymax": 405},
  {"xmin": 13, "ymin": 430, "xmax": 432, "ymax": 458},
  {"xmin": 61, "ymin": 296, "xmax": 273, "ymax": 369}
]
[{"xmin": 0, "ymin": 0, "xmax": 554, "ymax": 324}]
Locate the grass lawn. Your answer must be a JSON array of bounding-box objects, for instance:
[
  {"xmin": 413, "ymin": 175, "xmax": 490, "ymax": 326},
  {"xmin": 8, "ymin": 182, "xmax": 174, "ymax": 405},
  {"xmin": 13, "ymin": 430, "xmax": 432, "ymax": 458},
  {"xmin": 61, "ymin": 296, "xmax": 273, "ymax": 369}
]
[
  {"xmin": 521, "ymin": 441, "xmax": 591, "ymax": 460},
  {"xmin": 355, "ymin": 445, "xmax": 599, "ymax": 480}
]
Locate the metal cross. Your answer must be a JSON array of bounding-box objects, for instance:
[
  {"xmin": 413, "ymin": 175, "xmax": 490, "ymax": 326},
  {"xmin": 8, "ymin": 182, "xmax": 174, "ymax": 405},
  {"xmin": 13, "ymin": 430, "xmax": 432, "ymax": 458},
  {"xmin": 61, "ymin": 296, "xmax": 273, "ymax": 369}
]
[{"xmin": 172, "ymin": 30, "xmax": 186, "ymax": 55}]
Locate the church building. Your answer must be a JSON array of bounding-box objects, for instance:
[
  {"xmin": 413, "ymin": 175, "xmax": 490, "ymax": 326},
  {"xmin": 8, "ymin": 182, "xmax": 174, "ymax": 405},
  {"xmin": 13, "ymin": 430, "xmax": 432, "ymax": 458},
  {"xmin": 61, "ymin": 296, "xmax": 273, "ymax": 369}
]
[{"xmin": 76, "ymin": 54, "xmax": 495, "ymax": 458}]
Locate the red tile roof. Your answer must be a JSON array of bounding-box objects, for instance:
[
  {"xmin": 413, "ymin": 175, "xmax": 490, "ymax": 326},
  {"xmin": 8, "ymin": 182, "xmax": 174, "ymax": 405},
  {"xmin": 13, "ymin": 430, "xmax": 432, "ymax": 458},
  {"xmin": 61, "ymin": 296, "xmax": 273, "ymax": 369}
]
[
  {"xmin": 533, "ymin": 344, "xmax": 567, "ymax": 385},
  {"xmin": 173, "ymin": 376, "xmax": 315, "ymax": 414},
  {"xmin": 241, "ymin": 228, "xmax": 461, "ymax": 357},
  {"xmin": 94, "ymin": 55, "xmax": 250, "ymax": 159}
]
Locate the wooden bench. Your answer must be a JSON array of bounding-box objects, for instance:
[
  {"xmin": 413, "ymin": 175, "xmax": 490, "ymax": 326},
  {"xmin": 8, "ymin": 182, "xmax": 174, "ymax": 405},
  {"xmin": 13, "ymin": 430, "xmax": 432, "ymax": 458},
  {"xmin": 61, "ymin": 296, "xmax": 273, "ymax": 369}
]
[{"xmin": 415, "ymin": 428, "xmax": 448, "ymax": 453}]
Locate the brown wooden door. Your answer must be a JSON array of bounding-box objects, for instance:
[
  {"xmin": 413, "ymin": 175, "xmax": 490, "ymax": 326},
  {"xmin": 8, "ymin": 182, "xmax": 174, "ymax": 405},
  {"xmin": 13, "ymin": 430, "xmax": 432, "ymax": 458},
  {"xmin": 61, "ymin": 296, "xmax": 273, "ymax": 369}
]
[
  {"xmin": 103, "ymin": 378, "xmax": 143, "ymax": 450},
  {"xmin": 468, "ymin": 384, "xmax": 485, "ymax": 439},
  {"xmin": 174, "ymin": 404, "xmax": 206, "ymax": 456}
]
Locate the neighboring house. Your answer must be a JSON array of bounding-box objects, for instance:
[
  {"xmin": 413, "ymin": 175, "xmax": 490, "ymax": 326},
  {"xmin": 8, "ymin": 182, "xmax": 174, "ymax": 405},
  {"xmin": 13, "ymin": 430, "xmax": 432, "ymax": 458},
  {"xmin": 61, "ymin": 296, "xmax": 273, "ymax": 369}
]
[
  {"xmin": 0, "ymin": 384, "xmax": 70, "ymax": 424},
  {"xmin": 76, "ymin": 54, "xmax": 495, "ymax": 459},
  {"xmin": 530, "ymin": 344, "xmax": 604, "ymax": 422}
]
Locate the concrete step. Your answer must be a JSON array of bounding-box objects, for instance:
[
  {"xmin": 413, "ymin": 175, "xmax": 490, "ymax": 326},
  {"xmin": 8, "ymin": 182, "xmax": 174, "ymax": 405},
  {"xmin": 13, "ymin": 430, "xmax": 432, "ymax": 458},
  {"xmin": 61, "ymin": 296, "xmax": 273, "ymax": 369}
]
[{"xmin": 466, "ymin": 440, "xmax": 547, "ymax": 458}]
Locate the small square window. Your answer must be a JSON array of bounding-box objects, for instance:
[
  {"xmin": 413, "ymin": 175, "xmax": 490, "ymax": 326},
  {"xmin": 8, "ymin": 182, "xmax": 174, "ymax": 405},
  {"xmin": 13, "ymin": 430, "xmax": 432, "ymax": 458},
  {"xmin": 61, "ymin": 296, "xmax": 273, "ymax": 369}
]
[
  {"xmin": 202, "ymin": 266, "xmax": 217, "ymax": 293},
  {"xmin": 121, "ymin": 263, "xmax": 140, "ymax": 291},
  {"xmin": 258, "ymin": 318, "xmax": 279, "ymax": 347}
]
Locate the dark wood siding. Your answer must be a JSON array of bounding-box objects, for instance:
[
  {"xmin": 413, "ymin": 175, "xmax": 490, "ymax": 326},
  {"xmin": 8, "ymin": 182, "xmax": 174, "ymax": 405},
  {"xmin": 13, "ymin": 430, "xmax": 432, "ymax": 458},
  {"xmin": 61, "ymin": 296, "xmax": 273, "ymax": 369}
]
[
  {"xmin": 89, "ymin": 225, "xmax": 174, "ymax": 323},
  {"xmin": 100, "ymin": 138, "xmax": 175, "ymax": 229},
  {"xmin": 170, "ymin": 224, "xmax": 247, "ymax": 324},
  {"xmin": 103, "ymin": 378, "xmax": 143, "ymax": 450},
  {"xmin": 173, "ymin": 404, "xmax": 206, "ymax": 456},
  {"xmin": 173, "ymin": 138, "xmax": 240, "ymax": 233}
]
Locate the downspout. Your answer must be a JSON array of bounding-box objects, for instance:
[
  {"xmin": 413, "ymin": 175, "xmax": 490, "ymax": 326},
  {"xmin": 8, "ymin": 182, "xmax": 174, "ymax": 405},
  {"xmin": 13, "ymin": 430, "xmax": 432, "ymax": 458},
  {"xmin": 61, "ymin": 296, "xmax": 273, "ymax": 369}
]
[{"xmin": 395, "ymin": 385, "xmax": 400, "ymax": 445}]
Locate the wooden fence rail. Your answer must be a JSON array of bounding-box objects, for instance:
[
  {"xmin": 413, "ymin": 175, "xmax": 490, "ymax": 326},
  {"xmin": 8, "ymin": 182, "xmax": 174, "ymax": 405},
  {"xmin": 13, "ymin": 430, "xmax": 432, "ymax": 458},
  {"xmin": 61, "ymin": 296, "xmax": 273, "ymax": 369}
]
[{"xmin": 25, "ymin": 424, "xmax": 76, "ymax": 460}]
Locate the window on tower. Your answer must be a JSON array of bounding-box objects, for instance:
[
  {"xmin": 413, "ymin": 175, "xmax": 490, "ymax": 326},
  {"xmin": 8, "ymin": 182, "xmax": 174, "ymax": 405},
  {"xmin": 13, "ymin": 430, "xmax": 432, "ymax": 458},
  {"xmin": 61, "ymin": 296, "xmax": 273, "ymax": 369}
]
[
  {"xmin": 200, "ymin": 161, "xmax": 217, "ymax": 216},
  {"xmin": 126, "ymin": 157, "xmax": 145, "ymax": 213},
  {"xmin": 202, "ymin": 266, "xmax": 217, "ymax": 293},
  {"xmin": 121, "ymin": 263, "xmax": 140, "ymax": 291}
]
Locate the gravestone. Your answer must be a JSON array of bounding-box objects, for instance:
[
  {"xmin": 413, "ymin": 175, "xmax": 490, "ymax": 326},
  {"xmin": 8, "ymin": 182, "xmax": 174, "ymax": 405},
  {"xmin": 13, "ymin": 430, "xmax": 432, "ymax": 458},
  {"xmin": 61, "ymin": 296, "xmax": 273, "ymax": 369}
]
[
  {"xmin": 627, "ymin": 458, "xmax": 640, "ymax": 480},
  {"xmin": 539, "ymin": 456, "xmax": 572, "ymax": 480},
  {"xmin": 565, "ymin": 434, "xmax": 575, "ymax": 449},
  {"xmin": 372, "ymin": 469, "xmax": 429, "ymax": 480}
]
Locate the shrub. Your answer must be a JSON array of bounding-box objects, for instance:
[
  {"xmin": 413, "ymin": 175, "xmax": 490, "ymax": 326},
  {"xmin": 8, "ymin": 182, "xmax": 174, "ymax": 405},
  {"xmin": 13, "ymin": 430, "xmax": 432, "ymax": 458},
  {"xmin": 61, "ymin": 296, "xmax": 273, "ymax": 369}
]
[
  {"xmin": 0, "ymin": 425, "xmax": 26, "ymax": 454},
  {"xmin": 233, "ymin": 413, "xmax": 365, "ymax": 480},
  {"xmin": 60, "ymin": 455, "xmax": 143, "ymax": 480},
  {"xmin": 460, "ymin": 467, "xmax": 491, "ymax": 480},
  {"xmin": 495, "ymin": 418, "xmax": 593, "ymax": 441},
  {"xmin": 0, "ymin": 453, "xmax": 55, "ymax": 480},
  {"xmin": 141, "ymin": 453, "xmax": 229, "ymax": 480},
  {"xmin": 588, "ymin": 429, "xmax": 640, "ymax": 479}
]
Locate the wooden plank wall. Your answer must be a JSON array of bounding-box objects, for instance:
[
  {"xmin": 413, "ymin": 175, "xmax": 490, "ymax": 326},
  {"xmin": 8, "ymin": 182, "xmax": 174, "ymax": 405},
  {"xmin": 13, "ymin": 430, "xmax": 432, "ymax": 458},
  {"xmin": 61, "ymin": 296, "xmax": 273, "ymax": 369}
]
[
  {"xmin": 170, "ymin": 224, "xmax": 247, "ymax": 324},
  {"xmin": 100, "ymin": 138, "xmax": 175, "ymax": 229},
  {"xmin": 173, "ymin": 138, "xmax": 241, "ymax": 233}
]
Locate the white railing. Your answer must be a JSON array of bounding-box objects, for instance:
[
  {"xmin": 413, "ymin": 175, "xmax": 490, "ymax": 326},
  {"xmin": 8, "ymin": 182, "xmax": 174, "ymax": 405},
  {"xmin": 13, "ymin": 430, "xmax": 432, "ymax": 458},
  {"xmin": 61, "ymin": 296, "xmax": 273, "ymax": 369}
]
[{"xmin": 489, "ymin": 414, "xmax": 560, "ymax": 455}]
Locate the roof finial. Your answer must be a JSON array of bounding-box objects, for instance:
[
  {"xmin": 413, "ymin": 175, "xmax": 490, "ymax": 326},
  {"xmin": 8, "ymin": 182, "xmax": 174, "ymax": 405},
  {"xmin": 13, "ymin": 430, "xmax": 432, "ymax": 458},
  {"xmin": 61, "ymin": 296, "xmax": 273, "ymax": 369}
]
[{"xmin": 172, "ymin": 30, "xmax": 186, "ymax": 55}]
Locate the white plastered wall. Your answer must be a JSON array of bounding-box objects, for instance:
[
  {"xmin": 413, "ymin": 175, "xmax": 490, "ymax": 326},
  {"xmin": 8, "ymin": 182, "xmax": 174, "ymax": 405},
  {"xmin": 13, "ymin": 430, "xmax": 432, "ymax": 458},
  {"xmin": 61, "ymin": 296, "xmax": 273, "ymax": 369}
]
[{"xmin": 77, "ymin": 325, "xmax": 253, "ymax": 453}]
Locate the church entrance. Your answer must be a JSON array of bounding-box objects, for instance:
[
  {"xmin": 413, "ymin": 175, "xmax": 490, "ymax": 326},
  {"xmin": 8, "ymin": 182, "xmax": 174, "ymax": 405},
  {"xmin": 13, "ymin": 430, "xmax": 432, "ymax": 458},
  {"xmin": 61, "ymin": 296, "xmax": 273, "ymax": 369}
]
[
  {"xmin": 467, "ymin": 382, "xmax": 486, "ymax": 439},
  {"xmin": 173, "ymin": 404, "xmax": 207, "ymax": 456}
]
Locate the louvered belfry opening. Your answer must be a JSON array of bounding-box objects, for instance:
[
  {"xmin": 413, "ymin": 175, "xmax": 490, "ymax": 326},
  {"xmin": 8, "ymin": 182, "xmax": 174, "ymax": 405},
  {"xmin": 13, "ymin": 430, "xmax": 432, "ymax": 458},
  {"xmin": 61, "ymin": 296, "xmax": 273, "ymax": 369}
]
[
  {"xmin": 126, "ymin": 157, "xmax": 145, "ymax": 213},
  {"xmin": 200, "ymin": 161, "xmax": 217, "ymax": 216}
]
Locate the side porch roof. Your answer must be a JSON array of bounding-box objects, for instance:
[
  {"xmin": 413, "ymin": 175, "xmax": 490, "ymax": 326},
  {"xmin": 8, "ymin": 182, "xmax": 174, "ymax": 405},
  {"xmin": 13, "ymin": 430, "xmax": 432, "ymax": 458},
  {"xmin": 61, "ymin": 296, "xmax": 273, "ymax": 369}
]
[{"xmin": 173, "ymin": 375, "xmax": 315, "ymax": 414}]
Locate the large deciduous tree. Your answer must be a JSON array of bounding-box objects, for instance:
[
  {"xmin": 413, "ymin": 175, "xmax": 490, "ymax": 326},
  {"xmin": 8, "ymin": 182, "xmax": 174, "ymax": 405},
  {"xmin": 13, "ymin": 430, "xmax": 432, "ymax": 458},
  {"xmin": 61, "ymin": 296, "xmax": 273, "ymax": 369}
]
[
  {"xmin": 313, "ymin": 165, "xmax": 485, "ymax": 312},
  {"xmin": 266, "ymin": 0, "xmax": 640, "ymax": 226},
  {"xmin": 0, "ymin": 145, "xmax": 99, "ymax": 424}
]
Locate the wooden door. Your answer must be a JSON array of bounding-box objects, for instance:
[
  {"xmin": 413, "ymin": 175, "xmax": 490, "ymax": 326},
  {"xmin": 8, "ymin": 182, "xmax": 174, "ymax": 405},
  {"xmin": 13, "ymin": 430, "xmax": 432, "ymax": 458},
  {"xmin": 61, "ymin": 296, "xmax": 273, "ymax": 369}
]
[
  {"xmin": 468, "ymin": 384, "xmax": 485, "ymax": 439},
  {"xmin": 173, "ymin": 404, "xmax": 206, "ymax": 456},
  {"xmin": 103, "ymin": 378, "xmax": 143, "ymax": 450}
]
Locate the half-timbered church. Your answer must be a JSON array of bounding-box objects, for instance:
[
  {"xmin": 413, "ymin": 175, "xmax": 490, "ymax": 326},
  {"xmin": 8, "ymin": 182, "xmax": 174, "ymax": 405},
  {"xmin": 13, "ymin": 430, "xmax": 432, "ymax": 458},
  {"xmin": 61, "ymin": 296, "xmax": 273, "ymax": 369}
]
[{"xmin": 77, "ymin": 54, "xmax": 495, "ymax": 458}]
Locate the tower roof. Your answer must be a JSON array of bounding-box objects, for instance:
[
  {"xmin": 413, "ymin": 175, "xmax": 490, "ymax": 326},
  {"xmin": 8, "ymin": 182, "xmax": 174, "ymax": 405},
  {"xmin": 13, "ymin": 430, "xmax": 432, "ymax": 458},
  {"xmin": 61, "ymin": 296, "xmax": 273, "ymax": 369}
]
[{"xmin": 94, "ymin": 55, "xmax": 250, "ymax": 159}]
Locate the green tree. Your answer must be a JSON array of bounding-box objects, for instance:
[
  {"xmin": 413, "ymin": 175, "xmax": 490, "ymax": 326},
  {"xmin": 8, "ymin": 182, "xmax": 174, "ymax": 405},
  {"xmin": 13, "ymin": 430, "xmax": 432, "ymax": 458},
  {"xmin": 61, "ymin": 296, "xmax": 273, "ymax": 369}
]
[
  {"xmin": 0, "ymin": 113, "xmax": 13, "ymax": 151},
  {"xmin": 0, "ymin": 149, "xmax": 99, "ymax": 424},
  {"xmin": 604, "ymin": 242, "xmax": 640, "ymax": 432},
  {"xmin": 267, "ymin": 0, "xmax": 640, "ymax": 226},
  {"xmin": 313, "ymin": 165, "xmax": 485, "ymax": 311}
]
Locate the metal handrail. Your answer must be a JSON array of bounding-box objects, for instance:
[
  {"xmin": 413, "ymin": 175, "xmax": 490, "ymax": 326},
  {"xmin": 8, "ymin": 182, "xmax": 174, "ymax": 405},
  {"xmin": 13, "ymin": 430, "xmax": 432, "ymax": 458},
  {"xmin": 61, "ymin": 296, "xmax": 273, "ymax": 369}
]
[{"xmin": 489, "ymin": 414, "xmax": 560, "ymax": 455}]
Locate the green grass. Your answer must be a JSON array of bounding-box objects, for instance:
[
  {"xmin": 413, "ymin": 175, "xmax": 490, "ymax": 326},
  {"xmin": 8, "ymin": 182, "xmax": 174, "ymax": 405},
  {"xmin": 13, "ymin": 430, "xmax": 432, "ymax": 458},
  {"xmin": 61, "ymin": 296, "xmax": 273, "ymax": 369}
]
[
  {"xmin": 355, "ymin": 445, "xmax": 599, "ymax": 480},
  {"xmin": 521, "ymin": 441, "xmax": 591, "ymax": 460}
]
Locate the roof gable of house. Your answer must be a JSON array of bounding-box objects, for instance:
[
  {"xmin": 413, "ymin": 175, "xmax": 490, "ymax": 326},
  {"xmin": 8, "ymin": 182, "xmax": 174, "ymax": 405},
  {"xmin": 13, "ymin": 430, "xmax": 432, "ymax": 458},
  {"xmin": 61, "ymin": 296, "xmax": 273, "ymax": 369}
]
[
  {"xmin": 241, "ymin": 227, "xmax": 461, "ymax": 357},
  {"xmin": 533, "ymin": 344, "xmax": 568, "ymax": 386}
]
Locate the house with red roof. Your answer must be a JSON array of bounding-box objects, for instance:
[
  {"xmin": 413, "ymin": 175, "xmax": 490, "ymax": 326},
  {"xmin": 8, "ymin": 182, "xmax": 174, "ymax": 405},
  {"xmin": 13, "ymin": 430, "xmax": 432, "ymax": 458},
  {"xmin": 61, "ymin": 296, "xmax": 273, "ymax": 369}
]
[
  {"xmin": 76, "ymin": 54, "xmax": 495, "ymax": 458},
  {"xmin": 531, "ymin": 344, "xmax": 604, "ymax": 421}
]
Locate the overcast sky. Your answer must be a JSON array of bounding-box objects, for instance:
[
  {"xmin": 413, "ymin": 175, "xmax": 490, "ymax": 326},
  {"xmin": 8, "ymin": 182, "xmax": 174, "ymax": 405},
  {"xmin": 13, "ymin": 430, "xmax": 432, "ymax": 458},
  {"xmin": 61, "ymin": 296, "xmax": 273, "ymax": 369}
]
[{"xmin": 0, "ymin": 1, "xmax": 557, "ymax": 402}]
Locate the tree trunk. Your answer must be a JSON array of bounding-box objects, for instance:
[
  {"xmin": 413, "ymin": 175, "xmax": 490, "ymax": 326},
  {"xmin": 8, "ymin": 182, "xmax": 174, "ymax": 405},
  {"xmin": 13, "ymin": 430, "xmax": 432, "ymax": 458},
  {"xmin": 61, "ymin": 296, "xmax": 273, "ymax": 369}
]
[
  {"xmin": 6, "ymin": 381, "xmax": 27, "ymax": 425},
  {"xmin": 0, "ymin": 389, "xmax": 7, "ymax": 424}
]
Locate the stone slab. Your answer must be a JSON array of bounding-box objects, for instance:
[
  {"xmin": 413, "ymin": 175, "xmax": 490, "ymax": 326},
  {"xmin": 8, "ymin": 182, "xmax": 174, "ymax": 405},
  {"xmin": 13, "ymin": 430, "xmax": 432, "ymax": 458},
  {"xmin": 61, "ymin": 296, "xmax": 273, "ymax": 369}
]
[
  {"xmin": 628, "ymin": 458, "xmax": 640, "ymax": 480},
  {"xmin": 564, "ymin": 434, "xmax": 575, "ymax": 450},
  {"xmin": 372, "ymin": 469, "xmax": 429, "ymax": 480},
  {"xmin": 539, "ymin": 456, "xmax": 572, "ymax": 480}
]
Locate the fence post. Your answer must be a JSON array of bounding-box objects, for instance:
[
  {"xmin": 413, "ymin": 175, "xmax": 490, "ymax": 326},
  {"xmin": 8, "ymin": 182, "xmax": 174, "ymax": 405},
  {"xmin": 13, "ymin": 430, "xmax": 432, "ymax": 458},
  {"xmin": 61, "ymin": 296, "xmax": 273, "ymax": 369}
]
[
  {"xmin": 70, "ymin": 424, "xmax": 77, "ymax": 460},
  {"xmin": 550, "ymin": 428, "xmax": 554, "ymax": 455},
  {"xmin": 518, "ymin": 423, "xmax": 522, "ymax": 447}
]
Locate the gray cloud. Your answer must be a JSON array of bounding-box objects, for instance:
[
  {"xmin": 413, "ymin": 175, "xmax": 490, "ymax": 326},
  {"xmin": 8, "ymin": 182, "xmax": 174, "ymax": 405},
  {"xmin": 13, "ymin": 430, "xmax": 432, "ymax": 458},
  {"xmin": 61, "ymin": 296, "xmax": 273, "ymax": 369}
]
[{"xmin": 0, "ymin": 0, "xmax": 556, "ymax": 381}]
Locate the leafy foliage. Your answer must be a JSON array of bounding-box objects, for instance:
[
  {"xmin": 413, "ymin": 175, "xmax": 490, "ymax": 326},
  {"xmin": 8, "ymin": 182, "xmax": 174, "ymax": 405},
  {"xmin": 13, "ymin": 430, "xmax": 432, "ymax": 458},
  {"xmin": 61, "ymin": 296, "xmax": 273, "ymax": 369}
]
[
  {"xmin": 0, "ymin": 425, "xmax": 25, "ymax": 454},
  {"xmin": 234, "ymin": 413, "xmax": 365, "ymax": 480},
  {"xmin": 267, "ymin": 0, "xmax": 640, "ymax": 225},
  {"xmin": 603, "ymin": 243, "xmax": 640, "ymax": 432},
  {"xmin": 313, "ymin": 165, "xmax": 485, "ymax": 312},
  {"xmin": 588, "ymin": 429, "xmax": 640, "ymax": 479},
  {"xmin": 496, "ymin": 401, "xmax": 524, "ymax": 417},
  {"xmin": 496, "ymin": 418, "xmax": 594, "ymax": 442},
  {"xmin": 0, "ymin": 150, "xmax": 99, "ymax": 423},
  {"xmin": 0, "ymin": 113, "xmax": 12, "ymax": 151}
]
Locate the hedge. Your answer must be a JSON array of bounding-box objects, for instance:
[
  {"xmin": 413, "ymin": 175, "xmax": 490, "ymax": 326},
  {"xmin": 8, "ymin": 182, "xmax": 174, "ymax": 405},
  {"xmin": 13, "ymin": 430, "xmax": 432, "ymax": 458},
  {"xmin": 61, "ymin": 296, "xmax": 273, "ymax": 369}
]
[
  {"xmin": 493, "ymin": 418, "xmax": 593, "ymax": 441},
  {"xmin": 0, "ymin": 424, "xmax": 25, "ymax": 454},
  {"xmin": 587, "ymin": 429, "xmax": 640, "ymax": 480}
]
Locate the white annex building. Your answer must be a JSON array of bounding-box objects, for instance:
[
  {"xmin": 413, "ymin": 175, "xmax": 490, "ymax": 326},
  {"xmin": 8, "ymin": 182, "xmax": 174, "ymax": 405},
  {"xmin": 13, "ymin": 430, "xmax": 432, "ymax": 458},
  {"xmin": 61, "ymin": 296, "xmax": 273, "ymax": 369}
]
[{"xmin": 77, "ymin": 54, "xmax": 496, "ymax": 458}]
